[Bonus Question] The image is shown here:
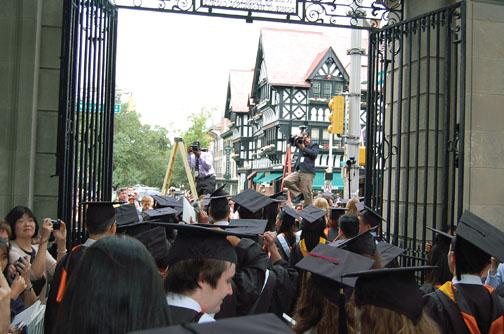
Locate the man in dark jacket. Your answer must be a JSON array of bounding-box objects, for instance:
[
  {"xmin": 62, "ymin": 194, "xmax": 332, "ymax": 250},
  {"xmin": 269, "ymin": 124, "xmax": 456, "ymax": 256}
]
[{"xmin": 284, "ymin": 131, "xmax": 319, "ymax": 206}]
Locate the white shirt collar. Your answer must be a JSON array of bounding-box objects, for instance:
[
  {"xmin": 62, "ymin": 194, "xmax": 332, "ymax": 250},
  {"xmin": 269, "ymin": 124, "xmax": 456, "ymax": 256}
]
[
  {"xmin": 166, "ymin": 293, "xmax": 202, "ymax": 312},
  {"xmin": 166, "ymin": 293, "xmax": 216, "ymax": 323},
  {"xmin": 82, "ymin": 238, "xmax": 97, "ymax": 248},
  {"xmin": 213, "ymin": 220, "xmax": 229, "ymax": 226},
  {"xmin": 452, "ymin": 274, "xmax": 483, "ymax": 285}
]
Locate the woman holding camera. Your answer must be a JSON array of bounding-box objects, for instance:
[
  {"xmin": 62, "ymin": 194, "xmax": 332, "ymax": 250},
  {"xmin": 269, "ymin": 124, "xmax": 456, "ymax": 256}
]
[{"xmin": 5, "ymin": 206, "xmax": 67, "ymax": 296}]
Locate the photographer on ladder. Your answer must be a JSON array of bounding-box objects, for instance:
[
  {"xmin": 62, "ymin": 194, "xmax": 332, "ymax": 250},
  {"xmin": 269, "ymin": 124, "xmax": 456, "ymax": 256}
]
[
  {"xmin": 284, "ymin": 127, "xmax": 319, "ymax": 206},
  {"xmin": 187, "ymin": 141, "xmax": 216, "ymax": 196}
]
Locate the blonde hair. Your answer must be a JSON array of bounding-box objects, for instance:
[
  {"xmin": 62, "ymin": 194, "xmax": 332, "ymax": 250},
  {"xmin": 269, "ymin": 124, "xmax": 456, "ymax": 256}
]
[
  {"xmin": 294, "ymin": 275, "xmax": 356, "ymax": 334},
  {"xmin": 356, "ymin": 305, "xmax": 440, "ymax": 334},
  {"xmin": 141, "ymin": 195, "xmax": 154, "ymax": 206},
  {"xmin": 313, "ymin": 198, "xmax": 330, "ymax": 224},
  {"xmin": 346, "ymin": 197, "xmax": 360, "ymax": 216}
]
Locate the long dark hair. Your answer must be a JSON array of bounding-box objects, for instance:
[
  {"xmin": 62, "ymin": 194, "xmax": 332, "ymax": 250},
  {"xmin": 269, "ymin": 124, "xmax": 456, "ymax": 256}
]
[
  {"xmin": 53, "ymin": 236, "xmax": 171, "ymax": 334},
  {"xmin": 278, "ymin": 212, "xmax": 296, "ymax": 246},
  {"xmin": 5, "ymin": 206, "xmax": 39, "ymax": 240},
  {"xmin": 300, "ymin": 218, "xmax": 326, "ymax": 253}
]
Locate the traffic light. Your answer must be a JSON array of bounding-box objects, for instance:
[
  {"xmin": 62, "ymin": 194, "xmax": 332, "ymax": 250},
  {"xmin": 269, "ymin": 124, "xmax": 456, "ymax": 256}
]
[{"xmin": 328, "ymin": 95, "xmax": 344, "ymax": 135}]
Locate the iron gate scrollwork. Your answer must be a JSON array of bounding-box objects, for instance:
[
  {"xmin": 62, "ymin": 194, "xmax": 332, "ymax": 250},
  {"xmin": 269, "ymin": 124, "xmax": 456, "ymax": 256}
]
[
  {"xmin": 365, "ymin": 2, "xmax": 465, "ymax": 266},
  {"xmin": 57, "ymin": 0, "xmax": 118, "ymax": 246}
]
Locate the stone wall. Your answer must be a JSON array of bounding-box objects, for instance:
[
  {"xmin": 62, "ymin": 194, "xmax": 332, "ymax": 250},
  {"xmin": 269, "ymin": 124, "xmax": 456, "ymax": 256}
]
[
  {"xmin": 0, "ymin": 0, "xmax": 62, "ymax": 219},
  {"xmin": 465, "ymin": 0, "xmax": 504, "ymax": 230}
]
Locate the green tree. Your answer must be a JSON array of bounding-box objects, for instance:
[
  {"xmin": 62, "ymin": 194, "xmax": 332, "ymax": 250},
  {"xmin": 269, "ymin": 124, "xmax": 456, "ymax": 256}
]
[
  {"xmin": 171, "ymin": 109, "xmax": 212, "ymax": 188},
  {"xmin": 113, "ymin": 106, "xmax": 171, "ymax": 188}
]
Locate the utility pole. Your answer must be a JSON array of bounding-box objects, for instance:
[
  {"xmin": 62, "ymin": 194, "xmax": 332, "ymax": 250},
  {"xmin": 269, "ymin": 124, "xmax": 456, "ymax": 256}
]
[{"xmin": 344, "ymin": 8, "xmax": 365, "ymax": 199}]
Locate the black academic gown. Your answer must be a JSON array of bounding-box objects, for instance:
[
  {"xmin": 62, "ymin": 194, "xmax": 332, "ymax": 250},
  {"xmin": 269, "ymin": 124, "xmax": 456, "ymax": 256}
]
[
  {"xmin": 424, "ymin": 282, "xmax": 504, "ymax": 334},
  {"xmin": 44, "ymin": 245, "xmax": 87, "ymax": 334},
  {"xmin": 289, "ymin": 243, "xmax": 304, "ymax": 268},
  {"xmin": 268, "ymin": 259, "xmax": 299, "ymax": 317}
]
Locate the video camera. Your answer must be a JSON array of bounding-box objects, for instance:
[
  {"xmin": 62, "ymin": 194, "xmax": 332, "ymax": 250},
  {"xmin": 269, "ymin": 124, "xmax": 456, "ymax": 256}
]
[
  {"xmin": 346, "ymin": 157, "xmax": 357, "ymax": 167},
  {"xmin": 289, "ymin": 125, "xmax": 309, "ymax": 147}
]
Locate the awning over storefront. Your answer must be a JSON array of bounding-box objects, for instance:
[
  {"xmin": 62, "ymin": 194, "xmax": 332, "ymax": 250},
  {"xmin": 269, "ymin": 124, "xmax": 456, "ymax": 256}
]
[
  {"xmin": 312, "ymin": 172, "xmax": 344, "ymax": 190},
  {"xmin": 252, "ymin": 172, "xmax": 265, "ymax": 183},
  {"xmin": 258, "ymin": 172, "xmax": 283, "ymax": 184}
]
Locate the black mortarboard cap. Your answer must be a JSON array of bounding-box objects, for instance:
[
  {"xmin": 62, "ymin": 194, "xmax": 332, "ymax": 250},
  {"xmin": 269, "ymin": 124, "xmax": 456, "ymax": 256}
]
[
  {"xmin": 269, "ymin": 191, "xmax": 288, "ymax": 202},
  {"xmin": 298, "ymin": 205, "xmax": 326, "ymax": 223},
  {"xmin": 295, "ymin": 244, "xmax": 375, "ymax": 288},
  {"xmin": 456, "ymin": 210, "xmax": 504, "ymax": 262},
  {"xmin": 210, "ymin": 184, "xmax": 231, "ymax": 200},
  {"xmin": 84, "ymin": 202, "xmax": 116, "ymax": 229},
  {"xmin": 134, "ymin": 226, "xmax": 170, "ymax": 268},
  {"xmin": 343, "ymin": 266, "xmax": 436, "ymax": 324},
  {"xmin": 337, "ymin": 228, "xmax": 377, "ymax": 257},
  {"xmin": 232, "ymin": 189, "xmax": 274, "ymax": 213},
  {"xmin": 144, "ymin": 207, "xmax": 178, "ymax": 221},
  {"xmin": 152, "ymin": 195, "xmax": 183, "ymax": 209},
  {"xmin": 128, "ymin": 313, "xmax": 293, "ymax": 334},
  {"xmin": 226, "ymin": 219, "xmax": 268, "ymax": 235},
  {"xmin": 358, "ymin": 205, "xmax": 385, "ymax": 228},
  {"xmin": 282, "ymin": 206, "xmax": 300, "ymax": 220},
  {"xmin": 426, "ymin": 226, "xmax": 454, "ymax": 241},
  {"xmin": 376, "ymin": 241, "xmax": 405, "ymax": 267},
  {"xmin": 166, "ymin": 224, "xmax": 240, "ymax": 265},
  {"xmin": 330, "ymin": 207, "xmax": 347, "ymax": 220},
  {"xmin": 298, "ymin": 205, "xmax": 326, "ymax": 232},
  {"xmin": 115, "ymin": 204, "xmax": 141, "ymax": 228}
]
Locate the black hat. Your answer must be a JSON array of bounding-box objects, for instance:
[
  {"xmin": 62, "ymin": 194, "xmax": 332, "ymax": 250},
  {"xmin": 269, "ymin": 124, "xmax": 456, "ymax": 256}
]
[
  {"xmin": 343, "ymin": 266, "xmax": 436, "ymax": 324},
  {"xmin": 269, "ymin": 191, "xmax": 288, "ymax": 202},
  {"xmin": 134, "ymin": 226, "xmax": 171, "ymax": 268},
  {"xmin": 128, "ymin": 313, "xmax": 293, "ymax": 334},
  {"xmin": 426, "ymin": 226, "xmax": 454, "ymax": 241},
  {"xmin": 456, "ymin": 210, "xmax": 504, "ymax": 262},
  {"xmin": 295, "ymin": 244, "xmax": 375, "ymax": 288},
  {"xmin": 226, "ymin": 219, "xmax": 268, "ymax": 235},
  {"xmin": 115, "ymin": 204, "xmax": 141, "ymax": 228},
  {"xmin": 337, "ymin": 228, "xmax": 377, "ymax": 257},
  {"xmin": 376, "ymin": 241, "xmax": 405, "ymax": 267},
  {"xmin": 166, "ymin": 224, "xmax": 240, "ymax": 266},
  {"xmin": 298, "ymin": 205, "xmax": 326, "ymax": 232},
  {"xmin": 84, "ymin": 202, "xmax": 116, "ymax": 230},
  {"xmin": 330, "ymin": 207, "xmax": 346, "ymax": 220},
  {"xmin": 143, "ymin": 207, "xmax": 178, "ymax": 221},
  {"xmin": 190, "ymin": 141, "xmax": 201, "ymax": 149},
  {"xmin": 282, "ymin": 206, "xmax": 300, "ymax": 220},
  {"xmin": 151, "ymin": 195, "xmax": 183, "ymax": 209},
  {"xmin": 358, "ymin": 205, "xmax": 385, "ymax": 228},
  {"xmin": 210, "ymin": 185, "xmax": 230, "ymax": 199},
  {"xmin": 232, "ymin": 189, "xmax": 274, "ymax": 213},
  {"xmin": 298, "ymin": 205, "xmax": 326, "ymax": 223}
]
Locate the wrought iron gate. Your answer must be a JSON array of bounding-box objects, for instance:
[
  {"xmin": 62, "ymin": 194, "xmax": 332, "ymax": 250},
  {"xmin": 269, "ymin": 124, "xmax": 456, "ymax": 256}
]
[
  {"xmin": 57, "ymin": 0, "xmax": 118, "ymax": 246},
  {"xmin": 365, "ymin": 2, "xmax": 465, "ymax": 265}
]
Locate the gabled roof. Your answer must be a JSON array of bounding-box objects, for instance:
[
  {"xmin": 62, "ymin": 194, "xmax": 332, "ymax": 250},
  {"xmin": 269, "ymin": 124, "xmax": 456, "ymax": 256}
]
[
  {"xmin": 254, "ymin": 28, "xmax": 350, "ymax": 89},
  {"xmin": 226, "ymin": 69, "xmax": 254, "ymax": 116},
  {"xmin": 305, "ymin": 47, "xmax": 349, "ymax": 82}
]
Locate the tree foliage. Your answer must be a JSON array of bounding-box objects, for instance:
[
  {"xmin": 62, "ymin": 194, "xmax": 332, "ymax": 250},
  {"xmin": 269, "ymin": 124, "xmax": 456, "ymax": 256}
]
[
  {"xmin": 171, "ymin": 109, "xmax": 212, "ymax": 188},
  {"xmin": 113, "ymin": 106, "xmax": 171, "ymax": 188}
]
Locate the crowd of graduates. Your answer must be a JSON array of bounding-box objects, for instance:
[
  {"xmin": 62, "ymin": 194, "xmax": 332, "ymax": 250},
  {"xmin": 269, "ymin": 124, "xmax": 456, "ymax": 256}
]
[{"xmin": 0, "ymin": 186, "xmax": 503, "ymax": 333}]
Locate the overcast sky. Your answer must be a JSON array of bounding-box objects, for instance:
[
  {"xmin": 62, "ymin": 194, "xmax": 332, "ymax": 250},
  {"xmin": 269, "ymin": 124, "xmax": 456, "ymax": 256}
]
[{"xmin": 115, "ymin": 9, "xmax": 358, "ymax": 136}]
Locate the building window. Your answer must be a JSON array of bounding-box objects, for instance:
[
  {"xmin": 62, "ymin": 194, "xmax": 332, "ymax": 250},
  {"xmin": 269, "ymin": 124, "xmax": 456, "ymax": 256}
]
[
  {"xmin": 311, "ymin": 81, "xmax": 321, "ymax": 98},
  {"xmin": 322, "ymin": 81, "xmax": 332, "ymax": 99},
  {"xmin": 335, "ymin": 81, "xmax": 344, "ymax": 94}
]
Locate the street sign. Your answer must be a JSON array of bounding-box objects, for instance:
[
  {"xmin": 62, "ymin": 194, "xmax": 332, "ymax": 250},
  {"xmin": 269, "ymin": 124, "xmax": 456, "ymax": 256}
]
[{"xmin": 78, "ymin": 101, "xmax": 121, "ymax": 113}]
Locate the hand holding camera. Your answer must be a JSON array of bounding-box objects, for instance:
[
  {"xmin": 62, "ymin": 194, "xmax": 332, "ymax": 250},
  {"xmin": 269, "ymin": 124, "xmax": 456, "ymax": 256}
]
[{"xmin": 14, "ymin": 257, "xmax": 30, "ymax": 282}]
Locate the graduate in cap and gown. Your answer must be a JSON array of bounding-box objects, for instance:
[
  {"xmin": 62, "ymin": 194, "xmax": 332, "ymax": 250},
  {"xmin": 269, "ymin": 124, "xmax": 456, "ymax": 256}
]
[
  {"xmin": 423, "ymin": 211, "xmax": 504, "ymax": 334},
  {"xmin": 164, "ymin": 224, "xmax": 238, "ymax": 324},
  {"xmin": 289, "ymin": 205, "xmax": 328, "ymax": 267},
  {"xmin": 44, "ymin": 202, "xmax": 117, "ymax": 334},
  {"xmin": 421, "ymin": 226, "xmax": 455, "ymax": 294},
  {"xmin": 344, "ymin": 266, "xmax": 441, "ymax": 333},
  {"xmin": 232, "ymin": 189, "xmax": 275, "ymax": 220},
  {"xmin": 274, "ymin": 207, "xmax": 301, "ymax": 262},
  {"xmin": 293, "ymin": 244, "xmax": 375, "ymax": 334}
]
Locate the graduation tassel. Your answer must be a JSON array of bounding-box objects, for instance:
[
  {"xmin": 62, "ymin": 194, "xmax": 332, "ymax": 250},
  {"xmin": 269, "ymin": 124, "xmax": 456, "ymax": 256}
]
[{"xmin": 338, "ymin": 287, "xmax": 348, "ymax": 334}]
